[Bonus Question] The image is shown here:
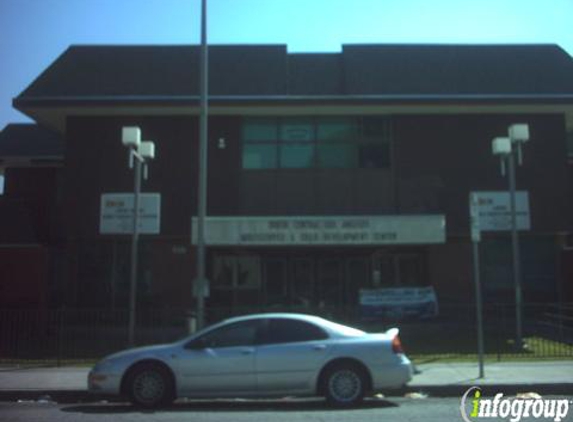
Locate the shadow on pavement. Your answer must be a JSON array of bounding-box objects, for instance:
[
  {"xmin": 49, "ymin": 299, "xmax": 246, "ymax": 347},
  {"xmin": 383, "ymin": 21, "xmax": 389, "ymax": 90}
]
[{"xmin": 61, "ymin": 398, "xmax": 399, "ymax": 413}]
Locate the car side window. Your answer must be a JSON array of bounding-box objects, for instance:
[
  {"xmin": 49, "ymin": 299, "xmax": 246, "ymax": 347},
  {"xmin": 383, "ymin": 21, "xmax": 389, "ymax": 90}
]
[
  {"xmin": 189, "ymin": 320, "xmax": 259, "ymax": 349},
  {"xmin": 260, "ymin": 319, "xmax": 329, "ymax": 345}
]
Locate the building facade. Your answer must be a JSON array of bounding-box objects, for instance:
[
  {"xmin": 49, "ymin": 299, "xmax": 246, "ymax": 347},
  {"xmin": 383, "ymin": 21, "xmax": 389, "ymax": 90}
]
[{"xmin": 5, "ymin": 44, "xmax": 573, "ymax": 313}]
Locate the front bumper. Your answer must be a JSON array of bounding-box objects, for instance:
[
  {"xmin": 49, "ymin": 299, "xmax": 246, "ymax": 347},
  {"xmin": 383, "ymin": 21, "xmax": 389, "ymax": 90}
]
[{"xmin": 87, "ymin": 369, "xmax": 122, "ymax": 395}]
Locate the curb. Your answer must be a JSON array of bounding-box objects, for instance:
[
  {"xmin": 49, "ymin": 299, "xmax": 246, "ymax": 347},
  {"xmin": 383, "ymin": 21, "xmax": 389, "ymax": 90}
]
[
  {"xmin": 399, "ymin": 383, "xmax": 573, "ymax": 397},
  {"xmin": 0, "ymin": 390, "xmax": 117, "ymax": 404},
  {"xmin": 1, "ymin": 384, "xmax": 572, "ymax": 403}
]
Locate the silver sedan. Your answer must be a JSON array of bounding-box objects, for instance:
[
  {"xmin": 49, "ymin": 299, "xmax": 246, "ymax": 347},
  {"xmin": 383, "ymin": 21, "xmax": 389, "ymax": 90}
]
[{"xmin": 88, "ymin": 313, "xmax": 413, "ymax": 408}]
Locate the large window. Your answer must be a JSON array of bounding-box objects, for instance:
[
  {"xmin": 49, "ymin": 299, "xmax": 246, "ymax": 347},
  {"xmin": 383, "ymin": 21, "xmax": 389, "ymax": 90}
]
[{"xmin": 242, "ymin": 116, "xmax": 391, "ymax": 169}]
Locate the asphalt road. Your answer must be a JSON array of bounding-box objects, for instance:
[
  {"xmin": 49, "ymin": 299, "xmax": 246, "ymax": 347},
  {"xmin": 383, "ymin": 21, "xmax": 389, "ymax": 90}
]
[{"xmin": 2, "ymin": 397, "xmax": 572, "ymax": 422}]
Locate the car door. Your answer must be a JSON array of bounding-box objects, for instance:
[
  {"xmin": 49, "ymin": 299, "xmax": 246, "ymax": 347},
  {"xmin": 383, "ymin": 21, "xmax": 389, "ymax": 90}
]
[
  {"xmin": 175, "ymin": 319, "xmax": 260, "ymax": 396},
  {"xmin": 256, "ymin": 318, "xmax": 332, "ymax": 394}
]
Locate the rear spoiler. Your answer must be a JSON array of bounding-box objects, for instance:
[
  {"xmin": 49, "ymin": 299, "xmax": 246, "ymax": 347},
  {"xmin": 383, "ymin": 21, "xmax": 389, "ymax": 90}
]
[{"xmin": 385, "ymin": 327, "xmax": 399, "ymax": 337}]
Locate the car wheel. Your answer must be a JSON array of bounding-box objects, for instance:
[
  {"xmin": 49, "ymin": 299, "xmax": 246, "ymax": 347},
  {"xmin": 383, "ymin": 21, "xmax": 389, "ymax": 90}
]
[
  {"xmin": 126, "ymin": 363, "xmax": 175, "ymax": 408},
  {"xmin": 323, "ymin": 363, "xmax": 366, "ymax": 407}
]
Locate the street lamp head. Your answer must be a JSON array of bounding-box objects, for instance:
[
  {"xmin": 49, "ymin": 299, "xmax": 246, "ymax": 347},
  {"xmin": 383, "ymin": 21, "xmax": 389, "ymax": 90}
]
[
  {"xmin": 508, "ymin": 124, "xmax": 530, "ymax": 144},
  {"xmin": 492, "ymin": 137, "xmax": 512, "ymax": 156},
  {"xmin": 138, "ymin": 141, "xmax": 155, "ymax": 160},
  {"xmin": 508, "ymin": 123, "xmax": 530, "ymax": 166},
  {"xmin": 122, "ymin": 127, "xmax": 141, "ymax": 148}
]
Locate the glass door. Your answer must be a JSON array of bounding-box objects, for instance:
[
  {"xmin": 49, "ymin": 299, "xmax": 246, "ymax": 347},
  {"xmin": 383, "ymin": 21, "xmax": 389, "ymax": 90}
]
[
  {"xmin": 346, "ymin": 257, "xmax": 370, "ymax": 306},
  {"xmin": 263, "ymin": 258, "xmax": 287, "ymax": 307},
  {"xmin": 290, "ymin": 258, "xmax": 314, "ymax": 308},
  {"xmin": 317, "ymin": 258, "xmax": 343, "ymax": 308}
]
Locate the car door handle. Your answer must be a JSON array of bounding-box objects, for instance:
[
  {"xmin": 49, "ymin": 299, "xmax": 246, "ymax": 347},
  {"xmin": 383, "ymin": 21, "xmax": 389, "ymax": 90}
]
[
  {"xmin": 313, "ymin": 345, "xmax": 327, "ymax": 351},
  {"xmin": 240, "ymin": 348, "xmax": 254, "ymax": 355}
]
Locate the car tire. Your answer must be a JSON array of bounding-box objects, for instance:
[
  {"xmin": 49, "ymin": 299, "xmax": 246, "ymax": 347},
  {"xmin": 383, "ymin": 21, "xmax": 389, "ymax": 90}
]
[
  {"xmin": 322, "ymin": 363, "xmax": 366, "ymax": 407},
  {"xmin": 125, "ymin": 363, "xmax": 175, "ymax": 408}
]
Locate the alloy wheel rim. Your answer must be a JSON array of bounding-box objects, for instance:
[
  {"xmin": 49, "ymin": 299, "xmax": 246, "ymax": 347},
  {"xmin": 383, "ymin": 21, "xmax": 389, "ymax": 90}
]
[
  {"xmin": 329, "ymin": 369, "xmax": 361, "ymax": 402},
  {"xmin": 133, "ymin": 370, "xmax": 165, "ymax": 404}
]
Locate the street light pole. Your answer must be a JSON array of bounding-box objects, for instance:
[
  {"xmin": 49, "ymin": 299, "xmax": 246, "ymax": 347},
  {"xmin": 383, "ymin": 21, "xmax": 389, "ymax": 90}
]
[
  {"xmin": 492, "ymin": 124, "xmax": 529, "ymax": 351},
  {"xmin": 122, "ymin": 127, "xmax": 155, "ymax": 348},
  {"xmin": 195, "ymin": 0, "xmax": 209, "ymax": 330},
  {"xmin": 507, "ymin": 141, "xmax": 524, "ymax": 350},
  {"xmin": 128, "ymin": 153, "xmax": 142, "ymax": 347}
]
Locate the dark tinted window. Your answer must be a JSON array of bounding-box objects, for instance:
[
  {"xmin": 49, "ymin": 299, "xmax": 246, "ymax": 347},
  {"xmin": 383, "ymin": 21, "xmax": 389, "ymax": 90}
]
[
  {"xmin": 191, "ymin": 320, "xmax": 259, "ymax": 349},
  {"xmin": 260, "ymin": 318, "xmax": 328, "ymax": 345}
]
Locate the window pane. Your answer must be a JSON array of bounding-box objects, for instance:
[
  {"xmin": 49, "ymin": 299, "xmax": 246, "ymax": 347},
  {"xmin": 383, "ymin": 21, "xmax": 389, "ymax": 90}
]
[
  {"xmin": 359, "ymin": 144, "xmax": 390, "ymax": 168},
  {"xmin": 292, "ymin": 259, "xmax": 313, "ymax": 305},
  {"xmin": 318, "ymin": 143, "xmax": 357, "ymax": 168},
  {"xmin": 236, "ymin": 256, "xmax": 261, "ymax": 289},
  {"xmin": 261, "ymin": 319, "xmax": 328, "ymax": 345},
  {"xmin": 317, "ymin": 117, "xmax": 357, "ymax": 140},
  {"xmin": 280, "ymin": 144, "xmax": 314, "ymax": 168},
  {"xmin": 264, "ymin": 259, "xmax": 287, "ymax": 301},
  {"xmin": 378, "ymin": 255, "xmax": 397, "ymax": 286},
  {"xmin": 243, "ymin": 118, "xmax": 278, "ymax": 141},
  {"xmin": 398, "ymin": 255, "xmax": 422, "ymax": 286},
  {"xmin": 363, "ymin": 117, "xmax": 391, "ymax": 140},
  {"xmin": 280, "ymin": 118, "xmax": 314, "ymax": 141},
  {"xmin": 243, "ymin": 144, "xmax": 277, "ymax": 169},
  {"xmin": 213, "ymin": 256, "xmax": 235, "ymax": 289},
  {"xmin": 200, "ymin": 321, "xmax": 259, "ymax": 348}
]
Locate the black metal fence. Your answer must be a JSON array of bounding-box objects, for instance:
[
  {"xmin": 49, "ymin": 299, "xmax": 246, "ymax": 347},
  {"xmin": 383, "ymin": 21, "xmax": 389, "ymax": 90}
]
[{"xmin": 1, "ymin": 303, "xmax": 572, "ymax": 364}]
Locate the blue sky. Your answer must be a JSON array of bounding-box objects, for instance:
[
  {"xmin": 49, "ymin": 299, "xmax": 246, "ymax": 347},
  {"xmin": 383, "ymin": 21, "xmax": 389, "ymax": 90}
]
[{"xmin": 0, "ymin": 0, "xmax": 572, "ymax": 130}]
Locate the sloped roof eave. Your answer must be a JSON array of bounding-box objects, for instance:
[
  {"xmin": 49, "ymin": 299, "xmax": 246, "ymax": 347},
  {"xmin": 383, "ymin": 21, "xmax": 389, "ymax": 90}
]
[{"xmin": 13, "ymin": 93, "xmax": 573, "ymax": 109}]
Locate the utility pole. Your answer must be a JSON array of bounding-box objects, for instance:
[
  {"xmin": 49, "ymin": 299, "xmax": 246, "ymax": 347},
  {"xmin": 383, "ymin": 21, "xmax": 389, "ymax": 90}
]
[{"xmin": 195, "ymin": 0, "xmax": 209, "ymax": 330}]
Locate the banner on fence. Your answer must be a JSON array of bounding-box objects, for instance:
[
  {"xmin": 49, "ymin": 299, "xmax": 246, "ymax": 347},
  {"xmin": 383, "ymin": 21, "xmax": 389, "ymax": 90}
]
[{"xmin": 359, "ymin": 286, "xmax": 439, "ymax": 320}]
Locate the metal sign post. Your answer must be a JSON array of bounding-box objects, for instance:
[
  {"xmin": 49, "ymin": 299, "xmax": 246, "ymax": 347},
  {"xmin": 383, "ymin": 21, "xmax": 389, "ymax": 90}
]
[
  {"xmin": 470, "ymin": 193, "xmax": 485, "ymax": 378},
  {"xmin": 507, "ymin": 153, "xmax": 524, "ymax": 350}
]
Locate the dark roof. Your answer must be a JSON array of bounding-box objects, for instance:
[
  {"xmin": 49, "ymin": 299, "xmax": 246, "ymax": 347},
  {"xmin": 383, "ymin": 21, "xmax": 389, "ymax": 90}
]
[
  {"xmin": 14, "ymin": 44, "xmax": 573, "ymax": 107},
  {"xmin": 0, "ymin": 124, "xmax": 63, "ymax": 159},
  {"xmin": 343, "ymin": 44, "xmax": 573, "ymax": 96}
]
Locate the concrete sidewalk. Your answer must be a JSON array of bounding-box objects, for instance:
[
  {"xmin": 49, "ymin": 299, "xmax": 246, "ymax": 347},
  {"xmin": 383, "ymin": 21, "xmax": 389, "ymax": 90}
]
[{"xmin": 0, "ymin": 361, "xmax": 572, "ymax": 402}]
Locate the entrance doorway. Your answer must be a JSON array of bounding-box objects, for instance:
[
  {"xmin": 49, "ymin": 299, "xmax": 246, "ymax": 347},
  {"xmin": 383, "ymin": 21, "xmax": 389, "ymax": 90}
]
[{"xmin": 210, "ymin": 249, "xmax": 425, "ymax": 311}]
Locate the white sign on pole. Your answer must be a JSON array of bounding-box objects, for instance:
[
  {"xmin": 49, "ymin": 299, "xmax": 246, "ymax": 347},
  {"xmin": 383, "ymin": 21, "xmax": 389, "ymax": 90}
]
[
  {"xmin": 100, "ymin": 193, "xmax": 161, "ymax": 234},
  {"xmin": 470, "ymin": 191, "xmax": 530, "ymax": 232}
]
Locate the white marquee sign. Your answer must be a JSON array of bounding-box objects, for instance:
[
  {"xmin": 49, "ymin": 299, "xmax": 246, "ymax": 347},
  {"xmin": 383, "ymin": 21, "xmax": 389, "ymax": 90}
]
[{"xmin": 192, "ymin": 215, "xmax": 445, "ymax": 246}]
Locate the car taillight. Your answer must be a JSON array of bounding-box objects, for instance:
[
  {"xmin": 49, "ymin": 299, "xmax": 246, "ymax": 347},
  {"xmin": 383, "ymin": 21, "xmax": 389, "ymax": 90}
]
[{"xmin": 392, "ymin": 335, "xmax": 404, "ymax": 354}]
